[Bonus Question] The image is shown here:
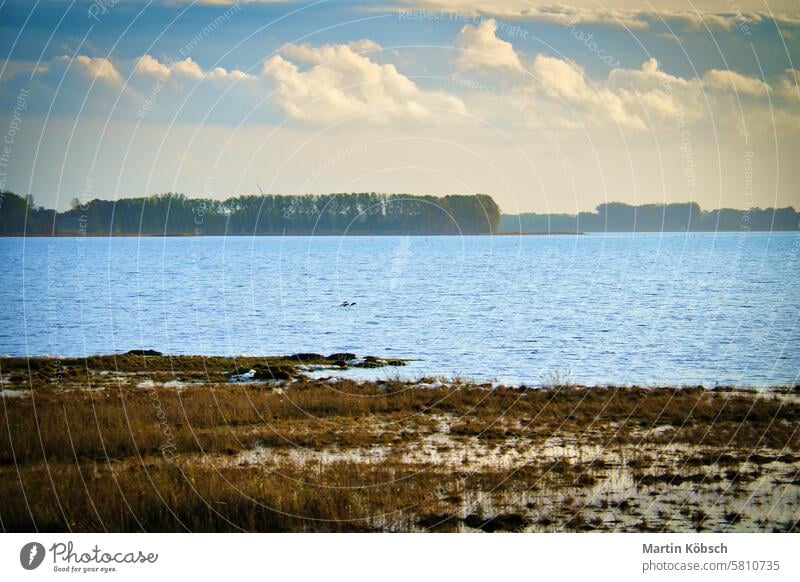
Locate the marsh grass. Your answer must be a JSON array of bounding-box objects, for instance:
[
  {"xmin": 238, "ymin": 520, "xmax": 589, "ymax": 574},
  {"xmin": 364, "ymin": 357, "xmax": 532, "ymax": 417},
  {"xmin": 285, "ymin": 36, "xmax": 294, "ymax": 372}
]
[{"xmin": 1, "ymin": 355, "xmax": 799, "ymax": 532}]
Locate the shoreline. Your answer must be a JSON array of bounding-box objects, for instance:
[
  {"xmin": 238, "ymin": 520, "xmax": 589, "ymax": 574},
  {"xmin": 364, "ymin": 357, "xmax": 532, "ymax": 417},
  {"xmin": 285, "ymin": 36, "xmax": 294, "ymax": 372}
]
[
  {"xmin": 1, "ymin": 352, "xmax": 796, "ymax": 391},
  {"xmin": 2, "ymin": 353, "xmax": 798, "ymax": 532}
]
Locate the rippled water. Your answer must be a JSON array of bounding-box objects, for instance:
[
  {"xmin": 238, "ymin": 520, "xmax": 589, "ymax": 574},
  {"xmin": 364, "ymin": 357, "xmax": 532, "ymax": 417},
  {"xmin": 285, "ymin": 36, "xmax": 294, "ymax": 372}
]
[{"xmin": 1, "ymin": 233, "xmax": 798, "ymax": 386}]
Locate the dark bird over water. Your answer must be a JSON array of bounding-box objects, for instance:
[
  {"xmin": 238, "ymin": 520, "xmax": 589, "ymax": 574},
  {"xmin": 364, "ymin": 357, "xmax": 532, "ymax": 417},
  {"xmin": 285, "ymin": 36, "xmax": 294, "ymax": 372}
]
[{"xmin": 339, "ymin": 301, "xmax": 357, "ymax": 308}]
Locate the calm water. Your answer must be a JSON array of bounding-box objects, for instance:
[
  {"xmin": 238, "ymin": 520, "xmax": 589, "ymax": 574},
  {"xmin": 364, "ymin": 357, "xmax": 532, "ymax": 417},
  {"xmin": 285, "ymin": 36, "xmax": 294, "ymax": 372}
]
[{"xmin": 1, "ymin": 233, "xmax": 798, "ymax": 387}]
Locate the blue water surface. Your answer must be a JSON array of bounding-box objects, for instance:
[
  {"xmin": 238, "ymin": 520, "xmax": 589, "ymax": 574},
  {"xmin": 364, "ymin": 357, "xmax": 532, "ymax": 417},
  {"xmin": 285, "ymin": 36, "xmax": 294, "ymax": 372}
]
[{"xmin": 1, "ymin": 232, "xmax": 798, "ymax": 386}]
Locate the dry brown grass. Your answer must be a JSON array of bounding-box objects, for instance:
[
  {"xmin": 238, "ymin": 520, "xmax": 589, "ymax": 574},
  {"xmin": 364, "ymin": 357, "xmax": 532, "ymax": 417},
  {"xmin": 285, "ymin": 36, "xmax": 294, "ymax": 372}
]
[
  {"xmin": 1, "ymin": 355, "xmax": 799, "ymax": 532},
  {"xmin": 4, "ymin": 381, "xmax": 797, "ymax": 466}
]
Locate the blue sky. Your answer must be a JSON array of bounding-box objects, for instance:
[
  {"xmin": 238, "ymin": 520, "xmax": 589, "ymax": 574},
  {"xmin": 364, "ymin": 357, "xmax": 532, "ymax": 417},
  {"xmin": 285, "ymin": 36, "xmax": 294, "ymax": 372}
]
[
  {"xmin": 1, "ymin": 1, "xmax": 795, "ymax": 79},
  {"xmin": 0, "ymin": 0, "xmax": 798, "ymax": 213}
]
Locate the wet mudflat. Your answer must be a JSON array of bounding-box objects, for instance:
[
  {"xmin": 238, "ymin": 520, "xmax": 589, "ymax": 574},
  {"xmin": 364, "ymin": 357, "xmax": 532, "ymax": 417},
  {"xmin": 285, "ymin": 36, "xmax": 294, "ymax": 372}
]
[{"xmin": 1, "ymin": 354, "xmax": 798, "ymax": 532}]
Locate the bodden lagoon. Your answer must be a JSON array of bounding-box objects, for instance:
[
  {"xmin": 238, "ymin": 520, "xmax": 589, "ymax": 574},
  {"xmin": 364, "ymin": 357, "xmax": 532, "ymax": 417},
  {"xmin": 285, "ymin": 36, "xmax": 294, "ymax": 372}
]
[{"xmin": 2, "ymin": 231, "xmax": 797, "ymax": 387}]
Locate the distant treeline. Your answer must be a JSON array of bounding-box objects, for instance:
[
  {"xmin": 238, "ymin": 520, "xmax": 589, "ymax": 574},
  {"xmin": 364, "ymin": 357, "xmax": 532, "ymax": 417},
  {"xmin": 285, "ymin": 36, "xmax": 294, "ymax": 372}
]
[
  {"xmin": 3, "ymin": 193, "xmax": 797, "ymax": 235},
  {"xmin": 500, "ymin": 202, "xmax": 799, "ymax": 233},
  {"xmin": 0, "ymin": 191, "xmax": 500, "ymax": 235}
]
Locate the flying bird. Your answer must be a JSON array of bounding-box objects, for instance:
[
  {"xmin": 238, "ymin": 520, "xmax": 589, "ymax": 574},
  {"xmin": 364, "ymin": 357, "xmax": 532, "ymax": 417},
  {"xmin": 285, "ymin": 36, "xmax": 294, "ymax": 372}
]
[{"xmin": 339, "ymin": 301, "xmax": 357, "ymax": 308}]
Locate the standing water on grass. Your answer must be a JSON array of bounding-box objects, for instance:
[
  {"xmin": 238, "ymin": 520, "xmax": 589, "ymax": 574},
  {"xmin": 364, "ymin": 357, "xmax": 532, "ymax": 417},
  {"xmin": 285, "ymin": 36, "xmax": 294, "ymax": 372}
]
[{"xmin": 0, "ymin": 232, "xmax": 798, "ymax": 387}]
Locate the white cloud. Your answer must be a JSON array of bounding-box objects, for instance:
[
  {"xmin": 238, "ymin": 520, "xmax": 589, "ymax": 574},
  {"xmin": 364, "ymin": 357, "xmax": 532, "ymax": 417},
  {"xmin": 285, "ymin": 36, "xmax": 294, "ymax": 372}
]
[
  {"xmin": 701, "ymin": 69, "xmax": 771, "ymax": 96},
  {"xmin": 530, "ymin": 55, "xmax": 589, "ymax": 101},
  {"xmin": 655, "ymin": 10, "xmax": 758, "ymax": 32},
  {"xmin": 208, "ymin": 67, "xmax": 256, "ymax": 81},
  {"xmin": 610, "ymin": 58, "xmax": 789, "ymax": 128},
  {"xmin": 655, "ymin": 32, "xmax": 681, "ymax": 44},
  {"xmin": 775, "ymin": 69, "xmax": 799, "ymax": 101},
  {"xmin": 171, "ymin": 57, "xmax": 205, "ymax": 80},
  {"xmin": 397, "ymin": 0, "xmax": 651, "ymax": 28},
  {"xmin": 134, "ymin": 55, "xmax": 171, "ymax": 79},
  {"xmin": 610, "ymin": 58, "xmax": 771, "ymax": 104},
  {"xmin": 515, "ymin": 54, "xmax": 646, "ymax": 129},
  {"xmin": 7, "ymin": 42, "xmax": 795, "ymax": 142},
  {"xmin": 528, "ymin": 4, "xmax": 649, "ymax": 29},
  {"xmin": 451, "ymin": 17, "xmax": 648, "ymax": 128},
  {"xmin": 774, "ymin": 14, "xmax": 800, "ymax": 26},
  {"xmin": 263, "ymin": 40, "xmax": 466, "ymax": 124},
  {"xmin": 455, "ymin": 18, "xmax": 523, "ymax": 71},
  {"xmin": 611, "ymin": 59, "xmax": 700, "ymax": 120},
  {"xmin": 280, "ymin": 39, "xmax": 382, "ymax": 64},
  {"xmin": 56, "ymin": 55, "xmax": 123, "ymax": 86},
  {"xmin": 390, "ymin": 0, "xmax": 800, "ymax": 32},
  {"xmin": 456, "ymin": 20, "xmax": 645, "ymax": 129},
  {"xmin": 133, "ymin": 55, "xmax": 255, "ymax": 82},
  {"xmin": 458, "ymin": 49, "xmax": 792, "ymax": 133}
]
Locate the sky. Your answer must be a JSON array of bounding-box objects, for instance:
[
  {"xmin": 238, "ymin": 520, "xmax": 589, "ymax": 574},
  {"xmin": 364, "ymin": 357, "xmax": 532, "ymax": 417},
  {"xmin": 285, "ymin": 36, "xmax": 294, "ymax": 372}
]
[{"xmin": 0, "ymin": 0, "xmax": 798, "ymax": 214}]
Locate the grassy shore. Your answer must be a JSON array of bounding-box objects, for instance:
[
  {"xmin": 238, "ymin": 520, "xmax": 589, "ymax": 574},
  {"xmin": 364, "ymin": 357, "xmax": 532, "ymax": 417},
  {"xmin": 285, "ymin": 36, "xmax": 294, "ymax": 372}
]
[{"xmin": 1, "ymin": 353, "xmax": 798, "ymax": 532}]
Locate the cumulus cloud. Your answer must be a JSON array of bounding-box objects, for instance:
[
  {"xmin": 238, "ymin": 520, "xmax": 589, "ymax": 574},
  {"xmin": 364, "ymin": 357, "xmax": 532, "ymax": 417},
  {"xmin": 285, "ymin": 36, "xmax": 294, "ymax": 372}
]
[
  {"xmin": 397, "ymin": 0, "xmax": 651, "ymax": 29},
  {"xmin": 134, "ymin": 55, "xmax": 171, "ymax": 79},
  {"xmin": 618, "ymin": 60, "xmax": 772, "ymax": 102},
  {"xmin": 701, "ymin": 69, "xmax": 771, "ymax": 97},
  {"xmin": 133, "ymin": 55, "xmax": 255, "ymax": 82},
  {"xmin": 610, "ymin": 58, "xmax": 791, "ymax": 131},
  {"xmin": 457, "ymin": 48, "xmax": 791, "ymax": 133},
  {"xmin": 451, "ymin": 18, "xmax": 646, "ymax": 128},
  {"xmin": 775, "ymin": 69, "xmax": 799, "ymax": 101},
  {"xmin": 208, "ymin": 67, "xmax": 255, "ymax": 81},
  {"xmin": 655, "ymin": 32, "xmax": 681, "ymax": 44},
  {"xmin": 522, "ymin": 4, "xmax": 649, "ymax": 29},
  {"xmin": 280, "ymin": 39, "xmax": 382, "ymax": 64},
  {"xmin": 530, "ymin": 55, "xmax": 589, "ymax": 101},
  {"xmin": 5, "ymin": 42, "xmax": 794, "ymax": 137},
  {"xmin": 170, "ymin": 58, "xmax": 205, "ymax": 80},
  {"xmin": 263, "ymin": 40, "xmax": 466, "ymax": 124},
  {"xmin": 609, "ymin": 58, "xmax": 702, "ymax": 123},
  {"xmin": 527, "ymin": 54, "xmax": 646, "ymax": 129},
  {"xmin": 55, "ymin": 55, "xmax": 123, "ymax": 86},
  {"xmin": 391, "ymin": 0, "xmax": 800, "ymax": 32},
  {"xmin": 773, "ymin": 13, "xmax": 800, "ymax": 27},
  {"xmin": 656, "ymin": 10, "xmax": 759, "ymax": 32},
  {"xmin": 455, "ymin": 19, "xmax": 523, "ymax": 71}
]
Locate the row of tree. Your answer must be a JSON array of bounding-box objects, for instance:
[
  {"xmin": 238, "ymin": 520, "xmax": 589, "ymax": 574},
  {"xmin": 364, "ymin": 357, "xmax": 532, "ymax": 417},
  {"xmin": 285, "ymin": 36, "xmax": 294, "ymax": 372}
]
[
  {"xmin": 3, "ymin": 193, "xmax": 796, "ymax": 235},
  {"xmin": 500, "ymin": 202, "xmax": 799, "ymax": 233},
  {"xmin": 0, "ymin": 191, "xmax": 500, "ymax": 235}
]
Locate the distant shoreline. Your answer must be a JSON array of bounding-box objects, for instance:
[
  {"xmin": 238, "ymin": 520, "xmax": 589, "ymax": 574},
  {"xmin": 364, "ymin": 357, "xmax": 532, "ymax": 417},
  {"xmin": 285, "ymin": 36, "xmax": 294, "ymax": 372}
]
[{"xmin": 4, "ymin": 191, "xmax": 797, "ymax": 236}]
